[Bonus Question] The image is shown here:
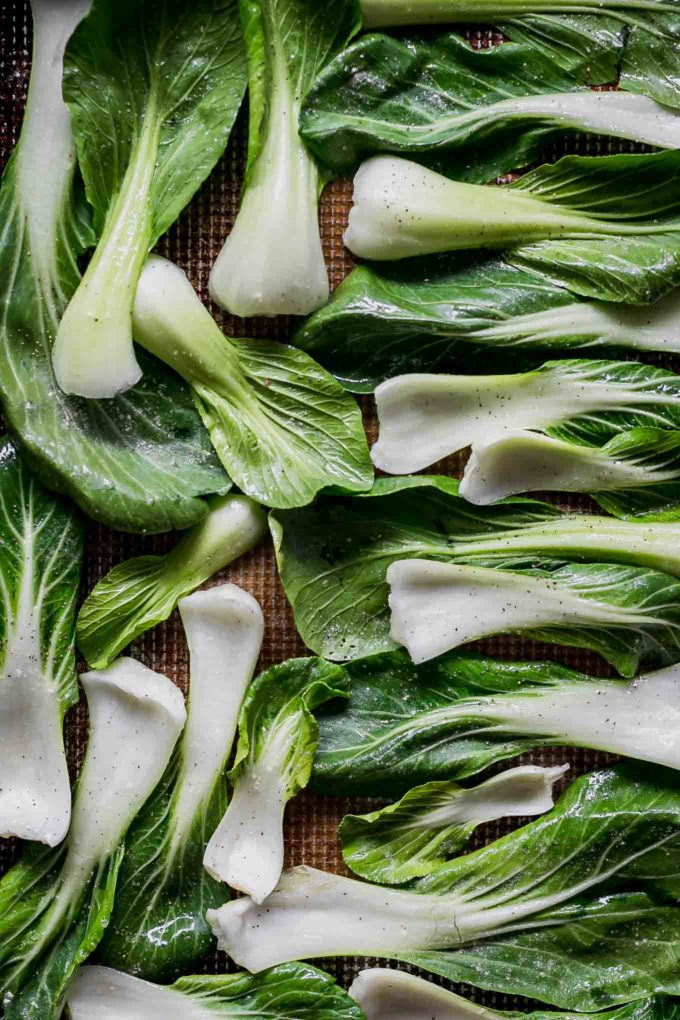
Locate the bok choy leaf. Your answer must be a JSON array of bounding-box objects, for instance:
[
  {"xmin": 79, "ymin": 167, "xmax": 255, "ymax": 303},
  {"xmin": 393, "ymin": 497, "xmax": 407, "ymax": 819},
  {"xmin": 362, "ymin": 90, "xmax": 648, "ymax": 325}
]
[
  {"xmin": 271, "ymin": 476, "xmax": 680, "ymax": 660},
  {"xmin": 209, "ymin": 0, "xmax": 361, "ymax": 317},
  {"xmin": 67, "ymin": 962, "xmax": 366, "ymax": 1020},
  {"xmin": 302, "ymin": 33, "xmax": 671, "ymax": 182},
  {"xmin": 77, "ymin": 494, "xmax": 267, "ymax": 670},
  {"xmin": 204, "ymin": 658, "xmax": 349, "ymax": 903},
  {"xmin": 0, "ymin": 439, "xmax": 82, "ymax": 847},
  {"xmin": 349, "ymin": 970, "xmax": 677, "ymax": 1020},
  {"xmin": 99, "ymin": 584, "xmax": 263, "ymax": 981},
  {"xmin": 313, "ymin": 649, "xmax": 680, "ymax": 795},
  {"xmin": 0, "ymin": 658, "xmax": 185, "ymax": 1020},
  {"xmin": 460, "ymin": 428, "xmax": 680, "ymax": 520},
  {"xmin": 0, "ymin": 0, "xmax": 231, "ymax": 533},
  {"xmin": 340, "ymin": 764, "xmax": 568, "ymax": 884},
  {"xmin": 53, "ymin": 0, "xmax": 247, "ymax": 398},
  {"xmin": 371, "ymin": 359, "xmax": 680, "ymax": 474},
  {"xmin": 208, "ymin": 764, "xmax": 680, "ymax": 1010},
  {"xmin": 295, "ymin": 260, "xmax": 680, "ymax": 393},
  {"xmin": 344, "ymin": 153, "xmax": 680, "ymax": 303},
  {"xmin": 132, "ymin": 257, "xmax": 373, "ymax": 508},
  {"xmin": 388, "ymin": 559, "xmax": 680, "ymax": 672}
]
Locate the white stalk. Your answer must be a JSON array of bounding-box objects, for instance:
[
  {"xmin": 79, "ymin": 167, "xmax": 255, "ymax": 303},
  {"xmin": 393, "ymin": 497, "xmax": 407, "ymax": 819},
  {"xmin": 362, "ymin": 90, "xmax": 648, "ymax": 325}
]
[
  {"xmin": 387, "ymin": 559, "xmax": 668, "ymax": 663},
  {"xmin": 372, "ymin": 366, "xmax": 680, "ymax": 473},
  {"xmin": 209, "ymin": 33, "xmax": 328, "ymax": 316},
  {"xmin": 171, "ymin": 584, "xmax": 264, "ymax": 857},
  {"xmin": 52, "ymin": 107, "xmax": 159, "ymax": 398},
  {"xmin": 472, "ymin": 289, "xmax": 680, "ymax": 353},
  {"xmin": 350, "ymin": 969, "xmax": 503, "ymax": 1020},
  {"xmin": 359, "ymin": 0, "xmax": 675, "ymax": 27},
  {"xmin": 459, "ymin": 430, "xmax": 677, "ymax": 505},
  {"xmin": 17, "ymin": 0, "xmax": 92, "ymax": 323},
  {"xmin": 419, "ymin": 764, "xmax": 568, "ymax": 830},
  {"xmin": 204, "ymin": 711, "xmax": 300, "ymax": 902},
  {"xmin": 67, "ymin": 966, "xmax": 212, "ymax": 1020}
]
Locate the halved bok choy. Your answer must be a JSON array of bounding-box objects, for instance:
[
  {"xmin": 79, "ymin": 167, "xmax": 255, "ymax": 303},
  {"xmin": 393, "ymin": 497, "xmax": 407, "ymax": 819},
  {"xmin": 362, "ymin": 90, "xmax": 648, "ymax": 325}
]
[
  {"xmin": 132, "ymin": 257, "xmax": 373, "ymax": 509},
  {"xmin": 371, "ymin": 359, "xmax": 680, "ymax": 474},
  {"xmin": 0, "ymin": 658, "xmax": 185, "ymax": 1020},
  {"xmin": 344, "ymin": 153, "xmax": 680, "ymax": 304},
  {"xmin": 99, "ymin": 584, "xmax": 264, "ymax": 981},
  {"xmin": 208, "ymin": 763, "xmax": 680, "ymax": 1010}
]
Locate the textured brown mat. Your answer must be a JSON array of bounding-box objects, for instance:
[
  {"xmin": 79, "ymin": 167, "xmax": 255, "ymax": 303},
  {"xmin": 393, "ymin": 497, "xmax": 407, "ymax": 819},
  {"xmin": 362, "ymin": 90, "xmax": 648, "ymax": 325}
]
[{"xmin": 0, "ymin": 0, "xmax": 621, "ymax": 1001}]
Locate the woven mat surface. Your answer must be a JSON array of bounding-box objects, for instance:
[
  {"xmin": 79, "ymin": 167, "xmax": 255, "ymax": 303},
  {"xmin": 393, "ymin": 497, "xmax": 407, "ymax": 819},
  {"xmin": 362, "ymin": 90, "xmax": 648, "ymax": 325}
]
[{"xmin": 0, "ymin": 0, "xmax": 627, "ymax": 1003}]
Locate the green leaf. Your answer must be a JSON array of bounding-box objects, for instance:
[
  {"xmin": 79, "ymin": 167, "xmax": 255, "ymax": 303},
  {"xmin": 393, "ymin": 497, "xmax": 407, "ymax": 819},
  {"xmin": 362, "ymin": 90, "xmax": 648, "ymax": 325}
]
[
  {"xmin": 301, "ymin": 33, "xmax": 644, "ymax": 181},
  {"xmin": 313, "ymin": 648, "xmax": 680, "ymax": 795},
  {"xmin": 133, "ymin": 257, "xmax": 374, "ymax": 509},
  {"xmin": 204, "ymin": 658, "xmax": 349, "ymax": 901},
  {"xmin": 0, "ymin": 1, "xmax": 230, "ymax": 534},
  {"xmin": 208, "ymin": 0, "xmax": 361, "ymax": 316},
  {"xmin": 209, "ymin": 764, "xmax": 680, "ymax": 1009},
  {"xmin": 622, "ymin": 14, "xmax": 680, "ymax": 109},
  {"xmin": 499, "ymin": 12, "xmax": 626, "ymax": 82},
  {"xmin": 340, "ymin": 764, "xmax": 566, "ymax": 884},
  {"xmin": 0, "ymin": 439, "xmax": 83, "ymax": 846},
  {"xmin": 54, "ymin": 0, "xmax": 247, "ymax": 398},
  {"xmin": 271, "ymin": 476, "xmax": 680, "ymax": 660},
  {"xmin": 67, "ymin": 961, "xmax": 366, "ymax": 1019},
  {"xmin": 99, "ymin": 585, "xmax": 264, "ymax": 981},
  {"xmin": 0, "ymin": 660, "xmax": 186, "ymax": 1020},
  {"xmin": 77, "ymin": 494, "xmax": 267, "ymax": 669}
]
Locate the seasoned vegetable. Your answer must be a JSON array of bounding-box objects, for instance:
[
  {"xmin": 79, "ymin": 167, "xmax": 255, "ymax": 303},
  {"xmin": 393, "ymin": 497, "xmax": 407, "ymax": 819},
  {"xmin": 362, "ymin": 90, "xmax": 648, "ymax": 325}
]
[
  {"xmin": 0, "ymin": 0, "xmax": 230, "ymax": 533},
  {"xmin": 272, "ymin": 477, "xmax": 680, "ymax": 660},
  {"xmin": 460, "ymin": 428, "xmax": 680, "ymax": 519},
  {"xmin": 371, "ymin": 359, "xmax": 680, "ymax": 474},
  {"xmin": 209, "ymin": 0, "xmax": 360, "ymax": 317},
  {"xmin": 204, "ymin": 658, "xmax": 348, "ymax": 903},
  {"xmin": 295, "ymin": 261, "xmax": 680, "ymax": 393},
  {"xmin": 0, "ymin": 658, "xmax": 185, "ymax": 1020},
  {"xmin": 208, "ymin": 764, "xmax": 680, "ymax": 1010},
  {"xmin": 302, "ymin": 33, "xmax": 675, "ymax": 181},
  {"xmin": 67, "ymin": 962, "xmax": 366, "ymax": 1020},
  {"xmin": 132, "ymin": 257, "xmax": 373, "ymax": 508},
  {"xmin": 344, "ymin": 153, "xmax": 680, "ymax": 304},
  {"xmin": 341, "ymin": 764, "xmax": 568, "ymax": 883},
  {"xmin": 77, "ymin": 494, "xmax": 267, "ymax": 669},
  {"xmin": 53, "ymin": 0, "xmax": 246, "ymax": 397},
  {"xmin": 0, "ymin": 440, "xmax": 82, "ymax": 847},
  {"xmin": 99, "ymin": 585, "xmax": 264, "ymax": 981},
  {"xmin": 313, "ymin": 649, "xmax": 680, "ymax": 795}
]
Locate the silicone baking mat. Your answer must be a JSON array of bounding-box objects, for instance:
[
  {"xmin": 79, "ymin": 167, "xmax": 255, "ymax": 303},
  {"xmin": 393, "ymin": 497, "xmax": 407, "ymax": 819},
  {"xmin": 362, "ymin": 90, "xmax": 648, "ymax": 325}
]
[{"xmin": 0, "ymin": 1, "xmax": 623, "ymax": 1000}]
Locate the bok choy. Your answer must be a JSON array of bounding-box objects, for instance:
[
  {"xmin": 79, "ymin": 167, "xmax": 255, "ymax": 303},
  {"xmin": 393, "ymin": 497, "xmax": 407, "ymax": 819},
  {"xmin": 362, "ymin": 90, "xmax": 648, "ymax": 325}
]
[
  {"xmin": 272, "ymin": 476, "xmax": 680, "ymax": 661},
  {"xmin": 349, "ymin": 970, "xmax": 675, "ymax": 1020},
  {"xmin": 295, "ymin": 260, "xmax": 680, "ymax": 392},
  {"xmin": 302, "ymin": 33, "xmax": 678, "ymax": 181},
  {"xmin": 77, "ymin": 493, "xmax": 267, "ymax": 669},
  {"xmin": 209, "ymin": 765, "xmax": 680, "ymax": 1010},
  {"xmin": 132, "ymin": 257, "xmax": 373, "ymax": 508},
  {"xmin": 67, "ymin": 962, "xmax": 365, "ymax": 1020},
  {"xmin": 99, "ymin": 584, "xmax": 264, "ymax": 981},
  {"xmin": 0, "ymin": 658, "xmax": 185, "ymax": 1020},
  {"xmin": 52, "ymin": 0, "xmax": 246, "ymax": 398},
  {"xmin": 0, "ymin": 0, "xmax": 231, "ymax": 533},
  {"xmin": 209, "ymin": 0, "xmax": 360, "ymax": 317},
  {"xmin": 204, "ymin": 658, "xmax": 349, "ymax": 903},
  {"xmin": 388, "ymin": 558, "xmax": 680, "ymax": 672},
  {"xmin": 312, "ymin": 649, "xmax": 680, "ymax": 794},
  {"xmin": 0, "ymin": 440, "xmax": 82, "ymax": 847},
  {"xmin": 460, "ymin": 428, "xmax": 680, "ymax": 519},
  {"xmin": 371, "ymin": 359, "xmax": 680, "ymax": 474},
  {"xmin": 341, "ymin": 764, "xmax": 568, "ymax": 884},
  {"xmin": 344, "ymin": 153, "xmax": 680, "ymax": 304}
]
